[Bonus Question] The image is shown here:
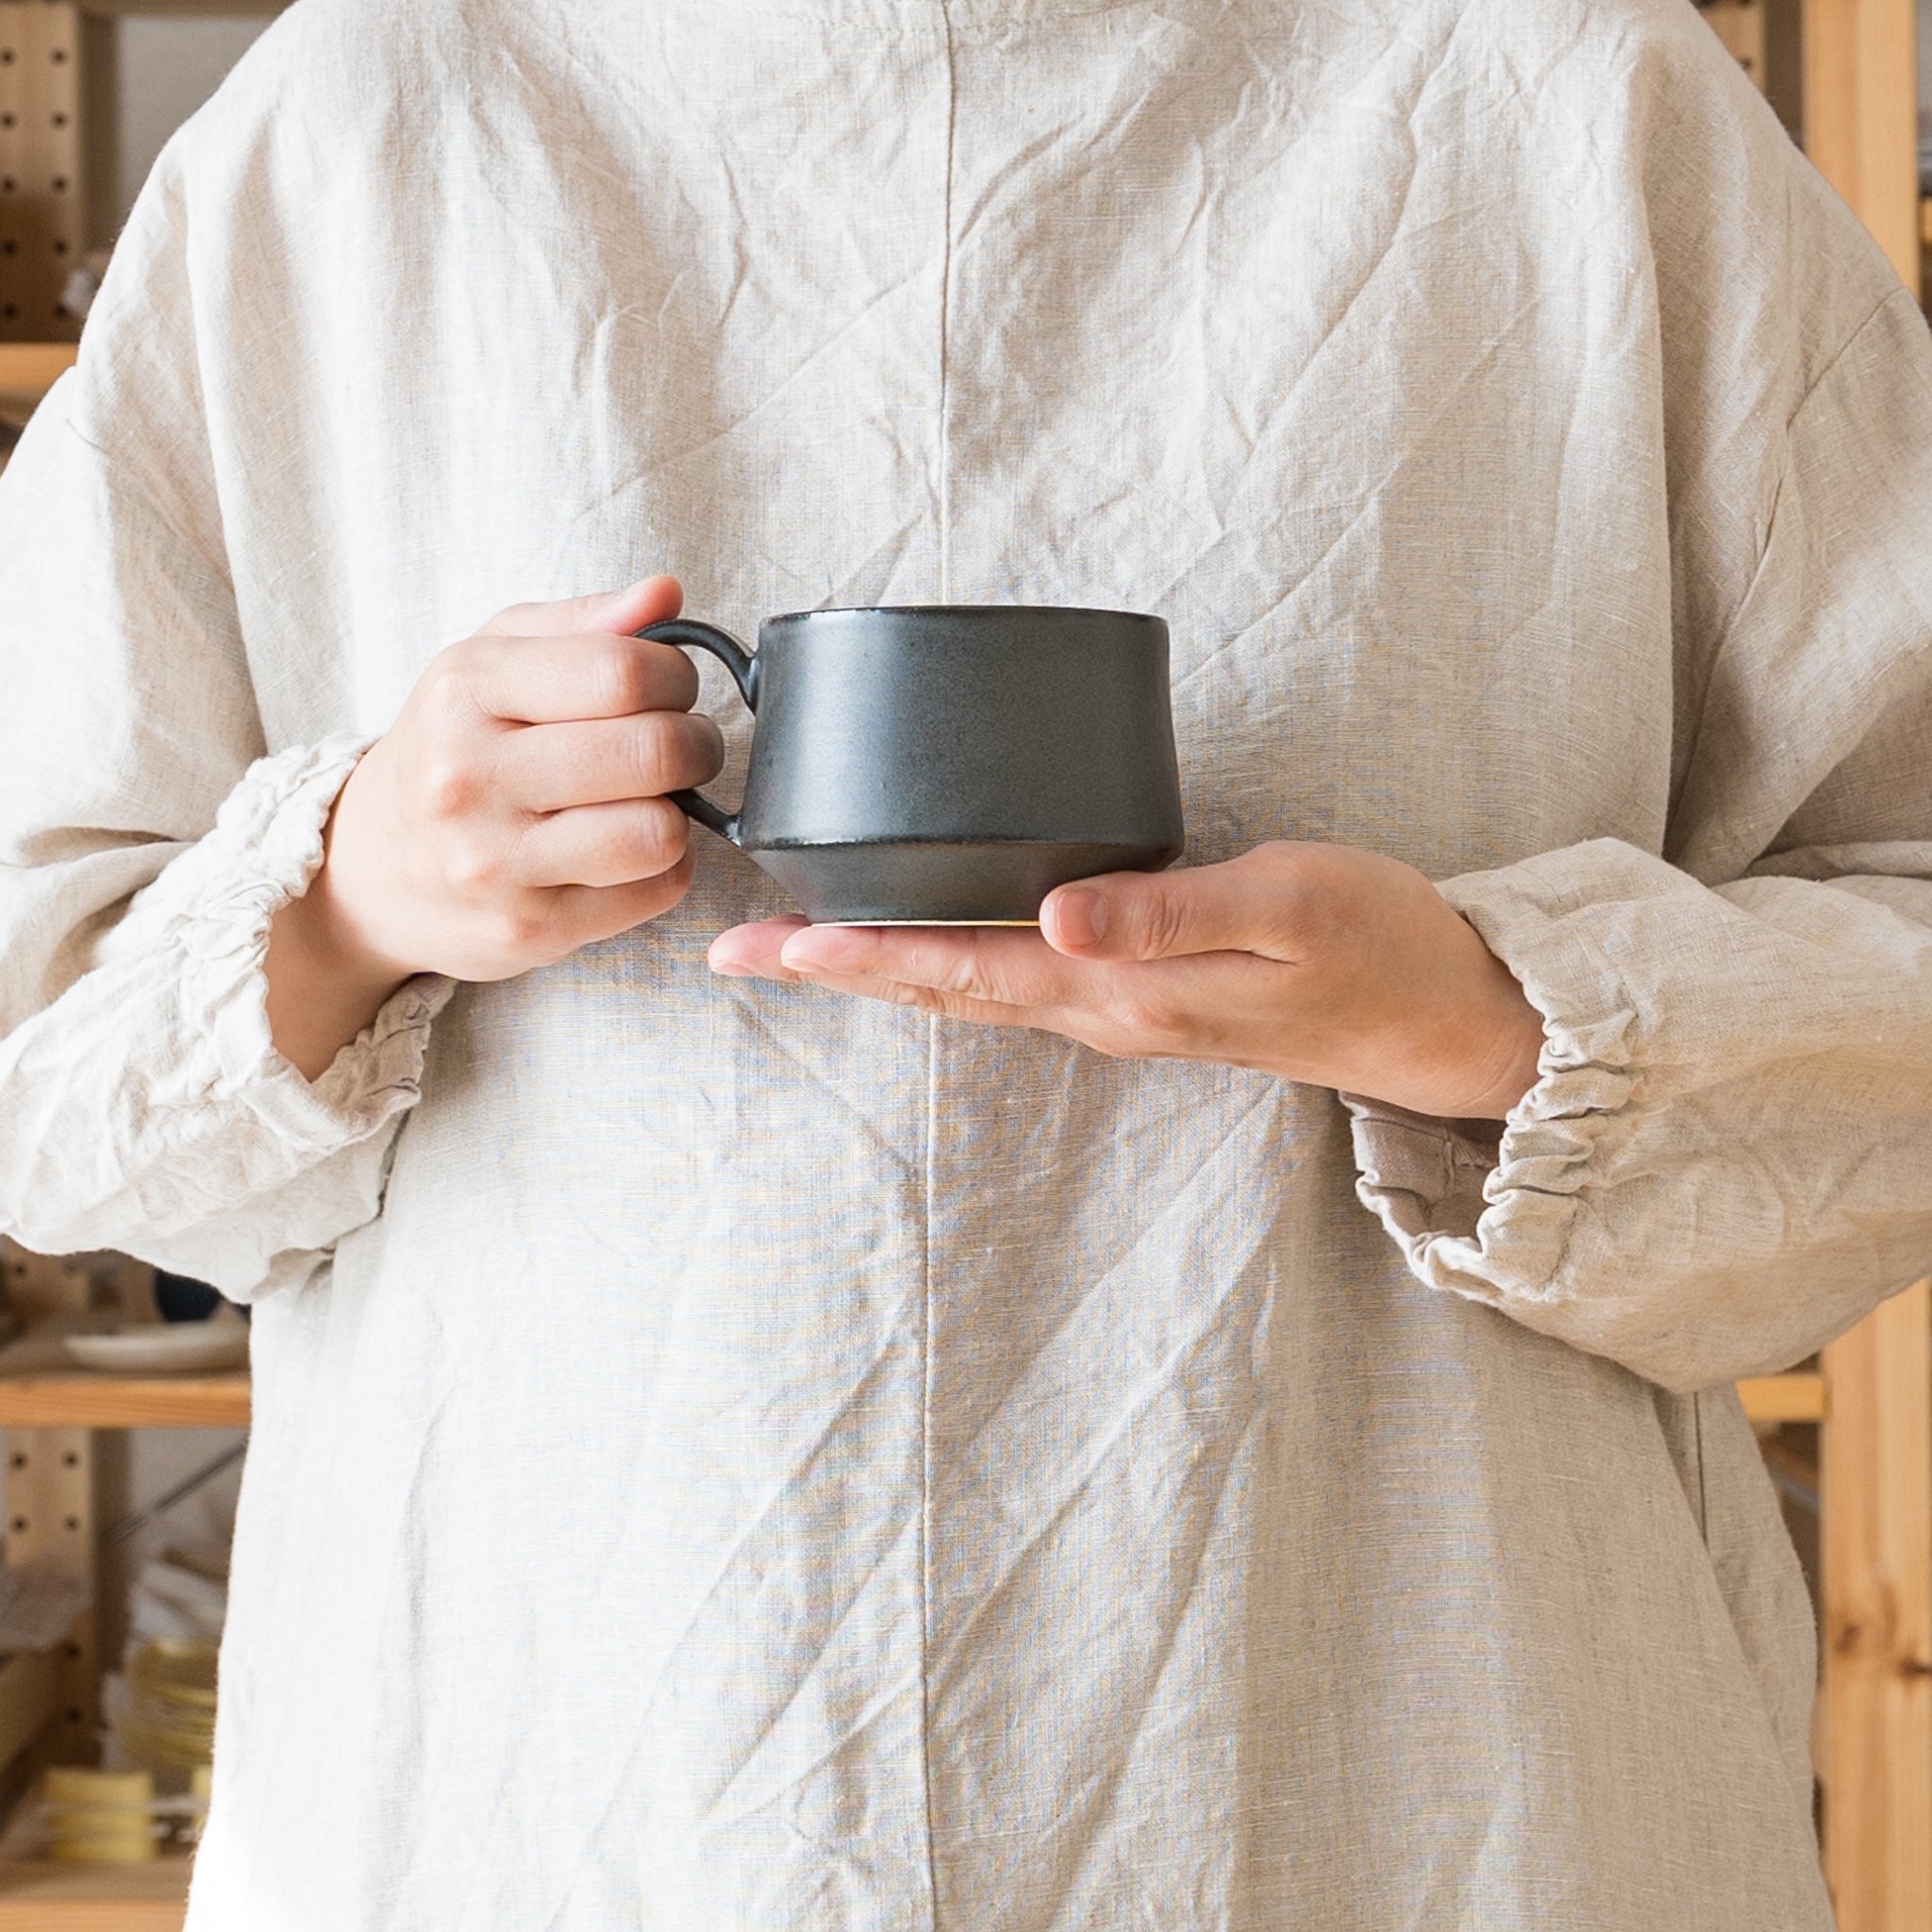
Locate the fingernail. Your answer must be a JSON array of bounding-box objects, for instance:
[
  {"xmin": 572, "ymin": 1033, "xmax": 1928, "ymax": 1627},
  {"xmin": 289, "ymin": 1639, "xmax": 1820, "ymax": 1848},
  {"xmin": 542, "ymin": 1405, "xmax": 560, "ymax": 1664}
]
[{"xmin": 1054, "ymin": 888, "xmax": 1108, "ymax": 949}]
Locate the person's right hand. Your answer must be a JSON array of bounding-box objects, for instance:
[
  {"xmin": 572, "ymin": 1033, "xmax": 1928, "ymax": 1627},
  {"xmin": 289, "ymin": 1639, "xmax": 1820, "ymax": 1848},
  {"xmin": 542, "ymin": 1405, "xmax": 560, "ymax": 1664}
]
[{"xmin": 265, "ymin": 575, "xmax": 723, "ymax": 1077}]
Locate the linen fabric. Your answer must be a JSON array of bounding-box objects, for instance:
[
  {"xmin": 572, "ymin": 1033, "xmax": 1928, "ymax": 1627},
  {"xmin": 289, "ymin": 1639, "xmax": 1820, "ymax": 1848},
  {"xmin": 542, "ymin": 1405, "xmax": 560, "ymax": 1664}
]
[{"xmin": 0, "ymin": 0, "xmax": 1927, "ymax": 1924}]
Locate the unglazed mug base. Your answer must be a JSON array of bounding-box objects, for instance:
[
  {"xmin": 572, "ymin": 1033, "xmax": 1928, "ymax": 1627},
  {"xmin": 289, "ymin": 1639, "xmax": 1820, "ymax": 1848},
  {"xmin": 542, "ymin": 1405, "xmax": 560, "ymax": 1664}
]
[{"xmin": 748, "ymin": 835, "xmax": 1177, "ymax": 927}]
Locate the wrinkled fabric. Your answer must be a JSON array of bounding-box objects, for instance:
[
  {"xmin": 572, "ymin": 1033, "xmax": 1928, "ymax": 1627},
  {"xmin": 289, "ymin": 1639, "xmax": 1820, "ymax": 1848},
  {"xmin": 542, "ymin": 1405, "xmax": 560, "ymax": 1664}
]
[{"xmin": 0, "ymin": 0, "xmax": 1926, "ymax": 1924}]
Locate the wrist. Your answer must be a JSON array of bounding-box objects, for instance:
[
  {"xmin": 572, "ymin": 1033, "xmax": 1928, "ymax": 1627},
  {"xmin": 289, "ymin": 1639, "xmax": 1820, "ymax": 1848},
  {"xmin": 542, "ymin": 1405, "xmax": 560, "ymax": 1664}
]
[
  {"xmin": 1450, "ymin": 964, "xmax": 1545, "ymax": 1121},
  {"xmin": 271, "ymin": 863, "xmax": 411, "ymax": 1012},
  {"xmin": 308, "ymin": 754, "xmax": 427, "ymax": 986},
  {"xmin": 262, "ymin": 775, "xmax": 415, "ymax": 1080}
]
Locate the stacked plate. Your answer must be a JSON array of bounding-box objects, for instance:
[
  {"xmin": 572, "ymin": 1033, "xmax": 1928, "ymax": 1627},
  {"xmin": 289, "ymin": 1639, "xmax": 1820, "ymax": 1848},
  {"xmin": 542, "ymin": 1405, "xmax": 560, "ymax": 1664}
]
[
  {"xmin": 62, "ymin": 1324, "xmax": 248, "ymax": 1374},
  {"xmin": 118, "ymin": 1637, "xmax": 218, "ymax": 1772},
  {"xmin": 42, "ymin": 1767, "xmax": 161, "ymax": 1864}
]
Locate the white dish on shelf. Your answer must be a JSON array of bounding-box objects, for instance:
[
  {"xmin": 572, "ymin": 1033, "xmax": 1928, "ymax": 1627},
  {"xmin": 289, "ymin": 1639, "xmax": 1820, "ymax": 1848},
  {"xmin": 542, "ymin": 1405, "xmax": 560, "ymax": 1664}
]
[{"xmin": 61, "ymin": 1325, "xmax": 248, "ymax": 1374}]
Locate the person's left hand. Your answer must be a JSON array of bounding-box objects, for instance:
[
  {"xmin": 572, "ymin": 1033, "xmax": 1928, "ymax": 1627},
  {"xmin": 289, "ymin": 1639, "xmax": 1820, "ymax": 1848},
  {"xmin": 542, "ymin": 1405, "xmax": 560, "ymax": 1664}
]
[{"xmin": 708, "ymin": 841, "xmax": 1546, "ymax": 1121}]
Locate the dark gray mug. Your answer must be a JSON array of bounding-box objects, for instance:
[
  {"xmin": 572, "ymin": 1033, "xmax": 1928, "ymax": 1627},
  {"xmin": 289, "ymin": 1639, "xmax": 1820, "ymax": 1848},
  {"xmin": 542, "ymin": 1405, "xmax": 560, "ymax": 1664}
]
[{"xmin": 637, "ymin": 605, "xmax": 1185, "ymax": 924}]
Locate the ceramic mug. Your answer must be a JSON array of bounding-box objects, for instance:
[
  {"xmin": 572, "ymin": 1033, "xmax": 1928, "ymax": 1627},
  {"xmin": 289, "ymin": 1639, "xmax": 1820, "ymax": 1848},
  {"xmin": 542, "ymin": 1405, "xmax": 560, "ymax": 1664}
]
[{"xmin": 637, "ymin": 604, "xmax": 1185, "ymax": 924}]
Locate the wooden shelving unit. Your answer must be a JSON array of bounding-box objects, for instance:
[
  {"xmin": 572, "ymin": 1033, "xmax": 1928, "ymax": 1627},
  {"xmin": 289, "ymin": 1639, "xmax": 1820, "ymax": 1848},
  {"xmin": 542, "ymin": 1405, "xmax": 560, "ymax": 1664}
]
[{"xmin": 0, "ymin": 1245, "xmax": 242, "ymax": 1930}]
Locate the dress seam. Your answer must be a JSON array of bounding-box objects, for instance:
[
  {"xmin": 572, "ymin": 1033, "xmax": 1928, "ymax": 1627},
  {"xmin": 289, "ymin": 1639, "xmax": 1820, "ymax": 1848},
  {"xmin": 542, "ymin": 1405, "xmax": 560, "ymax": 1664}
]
[
  {"xmin": 921, "ymin": 15, "xmax": 957, "ymax": 1920},
  {"xmin": 936, "ymin": 0, "xmax": 958, "ymax": 606},
  {"xmin": 920, "ymin": 1014, "xmax": 940, "ymax": 1929},
  {"xmin": 1692, "ymin": 1386, "xmax": 1709, "ymax": 1540}
]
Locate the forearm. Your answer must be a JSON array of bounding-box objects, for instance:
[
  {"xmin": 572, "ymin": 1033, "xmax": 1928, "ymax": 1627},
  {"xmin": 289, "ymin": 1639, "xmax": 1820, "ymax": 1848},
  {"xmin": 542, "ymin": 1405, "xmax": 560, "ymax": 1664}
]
[{"xmin": 0, "ymin": 740, "xmax": 448, "ymax": 1293}]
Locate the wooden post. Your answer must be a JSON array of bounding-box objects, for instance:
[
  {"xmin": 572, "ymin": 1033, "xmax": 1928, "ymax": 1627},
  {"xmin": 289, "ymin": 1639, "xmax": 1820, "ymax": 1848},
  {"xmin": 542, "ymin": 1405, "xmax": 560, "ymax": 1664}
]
[
  {"xmin": 0, "ymin": 1246, "xmax": 99, "ymax": 1790},
  {"xmin": 1804, "ymin": 0, "xmax": 1922, "ymax": 286},
  {"xmin": 1802, "ymin": 5, "xmax": 1928, "ymax": 1924},
  {"xmin": 1822, "ymin": 1282, "xmax": 1932, "ymax": 1932},
  {"xmin": 0, "ymin": 4, "xmax": 82, "ymax": 345}
]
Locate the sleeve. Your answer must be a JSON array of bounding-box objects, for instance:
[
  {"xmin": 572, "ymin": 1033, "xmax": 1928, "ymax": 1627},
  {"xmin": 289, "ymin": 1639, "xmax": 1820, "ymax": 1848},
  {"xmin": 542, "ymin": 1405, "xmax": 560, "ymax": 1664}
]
[
  {"xmin": 1347, "ymin": 286, "xmax": 1932, "ymax": 1394},
  {"xmin": 0, "ymin": 143, "xmax": 454, "ymax": 1301}
]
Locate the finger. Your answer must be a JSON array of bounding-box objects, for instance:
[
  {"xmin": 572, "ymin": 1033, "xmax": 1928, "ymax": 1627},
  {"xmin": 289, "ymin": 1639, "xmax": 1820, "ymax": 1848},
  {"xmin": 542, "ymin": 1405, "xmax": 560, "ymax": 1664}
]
[
  {"xmin": 759, "ymin": 966, "xmax": 1042, "ymax": 1030},
  {"xmin": 710, "ymin": 936, "xmax": 1057, "ymax": 1030},
  {"xmin": 1041, "ymin": 847, "xmax": 1302, "ymax": 963},
  {"xmin": 509, "ymin": 798, "xmax": 691, "ymax": 889},
  {"xmin": 546, "ymin": 851, "xmax": 699, "ymax": 944},
  {"xmin": 498, "ymin": 710, "xmax": 724, "ymax": 809},
  {"xmin": 478, "ymin": 575, "xmax": 683, "ymax": 641},
  {"xmin": 773, "ymin": 922, "xmax": 1085, "ymax": 1007},
  {"xmin": 460, "ymin": 632, "xmax": 703, "ymax": 725},
  {"xmin": 772, "ymin": 942, "xmax": 1289, "ymax": 1066},
  {"xmin": 708, "ymin": 917, "xmax": 811, "ymax": 979}
]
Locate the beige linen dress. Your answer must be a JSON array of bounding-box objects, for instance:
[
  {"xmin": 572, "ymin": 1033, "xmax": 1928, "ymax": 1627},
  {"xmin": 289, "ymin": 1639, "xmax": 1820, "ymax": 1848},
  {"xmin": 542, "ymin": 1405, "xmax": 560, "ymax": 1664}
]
[{"xmin": 1, "ymin": 0, "xmax": 1928, "ymax": 1924}]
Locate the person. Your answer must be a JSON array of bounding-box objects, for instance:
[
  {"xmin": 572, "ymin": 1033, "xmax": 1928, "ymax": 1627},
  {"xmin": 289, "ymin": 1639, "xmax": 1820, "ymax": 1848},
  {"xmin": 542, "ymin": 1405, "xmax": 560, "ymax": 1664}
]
[{"xmin": 0, "ymin": 0, "xmax": 1926, "ymax": 1924}]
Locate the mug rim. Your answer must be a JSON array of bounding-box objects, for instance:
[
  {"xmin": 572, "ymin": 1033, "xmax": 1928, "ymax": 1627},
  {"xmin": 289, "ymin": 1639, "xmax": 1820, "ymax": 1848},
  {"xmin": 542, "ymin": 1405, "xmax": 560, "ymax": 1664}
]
[{"xmin": 764, "ymin": 603, "xmax": 1161, "ymax": 625}]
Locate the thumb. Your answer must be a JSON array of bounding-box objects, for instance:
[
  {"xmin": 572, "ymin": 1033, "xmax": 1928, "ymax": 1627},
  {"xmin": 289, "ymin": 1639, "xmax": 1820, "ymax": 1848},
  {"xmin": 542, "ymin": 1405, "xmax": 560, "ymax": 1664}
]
[
  {"xmin": 479, "ymin": 573, "xmax": 683, "ymax": 639},
  {"xmin": 1041, "ymin": 857, "xmax": 1274, "ymax": 962}
]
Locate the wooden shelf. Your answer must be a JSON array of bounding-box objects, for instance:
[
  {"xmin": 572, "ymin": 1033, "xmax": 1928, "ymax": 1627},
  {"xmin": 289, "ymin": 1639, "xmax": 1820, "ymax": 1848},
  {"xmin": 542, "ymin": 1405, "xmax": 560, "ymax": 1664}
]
[
  {"xmin": 0, "ymin": 1855, "xmax": 191, "ymax": 1928},
  {"xmin": 0, "ymin": 345, "xmax": 75, "ymax": 396},
  {"xmin": 0, "ymin": 1324, "xmax": 246, "ymax": 1430},
  {"xmin": 0, "ymin": 1310, "xmax": 1808, "ymax": 1435},
  {"xmin": 1739, "ymin": 1371, "xmax": 1827, "ymax": 1424},
  {"xmin": 76, "ymin": 1, "xmax": 284, "ymax": 14}
]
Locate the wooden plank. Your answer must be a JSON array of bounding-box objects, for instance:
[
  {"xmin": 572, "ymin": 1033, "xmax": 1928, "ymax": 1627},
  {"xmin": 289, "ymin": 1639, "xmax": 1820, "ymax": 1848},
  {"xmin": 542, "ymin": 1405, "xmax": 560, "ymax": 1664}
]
[
  {"xmin": 1740, "ymin": 1372, "xmax": 1827, "ymax": 1423},
  {"xmin": 0, "ymin": 1377, "xmax": 247, "ymax": 1432},
  {"xmin": 0, "ymin": 1857, "xmax": 189, "ymax": 1929},
  {"xmin": 0, "ymin": 1904, "xmax": 185, "ymax": 1930},
  {"xmin": 1821, "ymin": 1279, "xmax": 1932, "ymax": 1932},
  {"xmin": 0, "ymin": 6, "xmax": 82, "ymax": 344},
  {"xmin": 1803, "ymin": 0, "xmax": 1921, "ymax": 285},
  {"xmin": 76, "ymin": 1, "xmax": 282, "ymax": 13},
  {"xmin": 0, "ymin": 340, "xmax": 72, "ymax": 391}
]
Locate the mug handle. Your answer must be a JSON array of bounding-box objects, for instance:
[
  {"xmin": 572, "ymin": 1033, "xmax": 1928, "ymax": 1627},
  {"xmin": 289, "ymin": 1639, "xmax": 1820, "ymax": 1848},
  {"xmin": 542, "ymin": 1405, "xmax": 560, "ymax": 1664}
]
[{"xmin": 635, "ymin": 619, "xmax": 761, "ymax": 841}]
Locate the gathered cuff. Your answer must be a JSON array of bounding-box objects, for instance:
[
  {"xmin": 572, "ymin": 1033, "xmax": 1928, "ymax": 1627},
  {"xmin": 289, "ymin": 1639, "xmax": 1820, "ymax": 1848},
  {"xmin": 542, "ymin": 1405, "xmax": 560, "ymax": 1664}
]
[
  {"xmin": 1342, "ymin": 841, "xmax": 1645, "ymax": 1318},
  {"xmin": 1335, "ymin": 837, "xmax": 1932, "ymax": 1391},
  {"xmin": 122, "ymin": 734, "xmax": 457, "ymax": 1158}
]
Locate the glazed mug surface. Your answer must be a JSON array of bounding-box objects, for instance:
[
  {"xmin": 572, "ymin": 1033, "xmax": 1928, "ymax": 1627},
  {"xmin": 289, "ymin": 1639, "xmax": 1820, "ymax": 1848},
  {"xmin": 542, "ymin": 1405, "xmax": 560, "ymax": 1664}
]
[{"xmin": 638, "ymin": 604, "xmax": 1185, "ymax": 924}]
